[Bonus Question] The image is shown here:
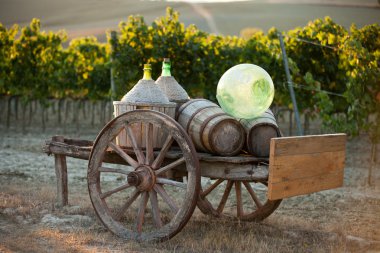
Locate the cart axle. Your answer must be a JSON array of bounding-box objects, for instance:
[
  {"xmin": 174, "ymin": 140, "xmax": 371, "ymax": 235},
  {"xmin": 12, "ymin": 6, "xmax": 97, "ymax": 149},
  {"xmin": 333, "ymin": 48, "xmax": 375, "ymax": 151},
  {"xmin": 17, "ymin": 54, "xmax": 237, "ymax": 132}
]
[{"xmin": 128, "ymin": 166, "xmax": 156, "ymax": 191}]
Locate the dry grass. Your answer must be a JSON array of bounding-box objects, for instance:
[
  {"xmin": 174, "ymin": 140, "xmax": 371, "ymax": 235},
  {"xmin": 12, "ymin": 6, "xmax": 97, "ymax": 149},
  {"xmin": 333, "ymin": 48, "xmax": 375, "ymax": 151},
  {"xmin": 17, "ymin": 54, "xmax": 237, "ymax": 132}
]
[
  {"xmin": 1, "ymin": 132, "xmax": 380, "ymax": 252},
  {"xmin": 0, "ymin": 179, "xmax": 357, "ymax": 253}
]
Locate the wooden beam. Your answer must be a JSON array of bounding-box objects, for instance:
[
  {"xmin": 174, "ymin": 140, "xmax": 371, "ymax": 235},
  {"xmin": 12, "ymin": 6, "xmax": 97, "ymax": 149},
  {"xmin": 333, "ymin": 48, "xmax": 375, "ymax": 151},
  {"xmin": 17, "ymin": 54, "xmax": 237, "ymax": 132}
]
[
  {"xmin": 52, "ymin": 136, "xmax": 68, "ymax": 207},
  {"xmin": 199, "ymin": 161, "xmax": 268, "ymax": 181},
  {"xmin": 44, "ymin": 137, "xmax": 269, "ymax": 164}
]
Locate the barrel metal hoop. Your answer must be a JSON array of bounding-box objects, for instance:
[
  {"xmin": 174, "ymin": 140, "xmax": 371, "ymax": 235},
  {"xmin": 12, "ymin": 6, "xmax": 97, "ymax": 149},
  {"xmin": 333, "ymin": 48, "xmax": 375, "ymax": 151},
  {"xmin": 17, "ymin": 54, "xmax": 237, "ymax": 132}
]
[
  {"xmin": 185, "ymin": 105, "xmax": 219, "ymax": 133},
  {"xmin": 177, "ymin": 98, "xmax": 209, "ymax": 117},
  {"xmin": 199, "ymin": 113, "xmax": 228, "ymax": 153},
  {"xmin": 247, "ymin": 122, "xmax": 281, "ymax": 138},
  {"xmin": 246, "ymin": 122, "xmax": 281, "ymax": 156}
]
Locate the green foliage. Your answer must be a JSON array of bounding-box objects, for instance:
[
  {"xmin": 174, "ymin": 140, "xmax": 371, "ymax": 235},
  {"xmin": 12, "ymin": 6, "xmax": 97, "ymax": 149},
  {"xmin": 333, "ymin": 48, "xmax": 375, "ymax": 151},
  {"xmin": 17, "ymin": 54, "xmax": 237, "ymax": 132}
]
[
  {"xmin": 0, "ymin": 10, "xmax": 379, "ymax": 143},
  {"xmin": 0, "ymin": 23, "xmax": 18, "ymax": 95},
  {"xmin": 338, "ymin": 24, "xmax": 380, "ymax": 142},
  {"xmin": 63, "ymin": 37, "xmax": 110, "ymax": 100},
  {"xmin": 285, "ymin": 17, "xmax": 348, "ymax": 115},
  {"xmin": 10, "ymin": 19, "xmax": 66, "ymax": 105}
]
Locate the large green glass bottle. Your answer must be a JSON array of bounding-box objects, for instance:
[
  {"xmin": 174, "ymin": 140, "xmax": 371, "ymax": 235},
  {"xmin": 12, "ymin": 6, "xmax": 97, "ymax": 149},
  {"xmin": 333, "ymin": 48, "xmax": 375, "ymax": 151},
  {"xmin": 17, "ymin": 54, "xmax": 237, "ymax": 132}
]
[
  {"xmin": 216, "ymin": 63, "xmax": 274, "ymax": 119},
  {"xmin": 121, "ymin": 63, "xmax": 169, "ymax": 103},
  {"xmin": 155, "ymin": 58, "xmax": 189, "ymax": 104}
]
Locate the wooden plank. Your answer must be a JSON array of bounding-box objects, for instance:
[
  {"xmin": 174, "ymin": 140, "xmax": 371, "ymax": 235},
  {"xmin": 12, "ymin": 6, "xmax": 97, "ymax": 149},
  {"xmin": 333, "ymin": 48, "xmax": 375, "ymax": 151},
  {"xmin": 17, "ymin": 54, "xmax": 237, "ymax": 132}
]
[
  {"xmin": 63, "ymin": 138, "xmax": 93, "ymax": 147},
  {"xmin": 269, "ymin": 150, "xmax": 345, "ymax": 183},
  {"xmin": 45, "ymin": 137, "xmax": 270, "ymax": 164},
  {"xmin": 271, "ymin": 134, "xmax": 346, "ymax": 156},
  {"xmin": 268, "ymin": 134, "xmax": 346, "ymax": 200},
  {"xmin": 163, "ymin": 149, "xmax": 268, "ymax": 163},
  {"xmin": 199, "ymin": 161, "xmax": 268, "ymax": 181},
  {"xmin": 268, "ymin": 168, "xmax": 344, "ymax": 200}
]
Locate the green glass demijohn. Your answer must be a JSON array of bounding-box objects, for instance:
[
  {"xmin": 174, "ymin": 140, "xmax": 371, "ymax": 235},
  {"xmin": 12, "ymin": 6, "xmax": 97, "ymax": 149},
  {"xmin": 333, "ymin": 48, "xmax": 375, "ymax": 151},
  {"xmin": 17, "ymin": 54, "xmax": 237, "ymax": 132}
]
[
  {"xmin": 155, "ymin": 58, "xmax": 189, "ymax": 103},
  {"xmin": 216, "ymin": 63, "xmax": 275, "ymax": 119}
]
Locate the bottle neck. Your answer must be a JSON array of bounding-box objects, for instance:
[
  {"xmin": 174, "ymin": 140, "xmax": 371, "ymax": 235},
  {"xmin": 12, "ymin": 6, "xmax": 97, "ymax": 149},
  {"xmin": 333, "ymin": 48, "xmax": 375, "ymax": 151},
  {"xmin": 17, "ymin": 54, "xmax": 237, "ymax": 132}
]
[
  {"xmin": 143, "ymin": 67, "xmax": 152, "ymax": 80},
  {"xmin": 161, "ymin": 62, "xmax": 171, "ymax": 77}
]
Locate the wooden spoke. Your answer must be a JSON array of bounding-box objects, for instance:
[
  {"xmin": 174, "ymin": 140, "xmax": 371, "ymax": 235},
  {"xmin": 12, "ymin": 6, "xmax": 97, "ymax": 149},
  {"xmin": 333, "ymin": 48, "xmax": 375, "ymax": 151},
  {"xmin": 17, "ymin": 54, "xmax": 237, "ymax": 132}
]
[
  {"xmin": 87, "ymin": 110, "xmax": 200, "ymax": 241},
  {"xmin": 149, "ymin": 190, "xmax": 162, "ymax": 228},
  {"xmin": 216, "ymin": 180, "xmax": 233, "ymax": 214},
  {"xmin": 154, "ymin": 184, "xmax": 178, "ymax": 214},
  {"xmin": 114, "ymin": 189, "xmax": 140, "ymax": 221},
  {"xmin": 235, "ymin": 181, "xmax": 243, "ymax": 218},
  {"xmin": 136, "ymin": 192, "xmax": 149, "ymax": 234},
  {"xmin": 201, "ymin": 179, "xmax": 224, "ymax": 198},
  {"xmin": 243, "ymin": 182, "xmax": 263, "ymax": 208},
  {"xmin": 98, "ymin": 166, "xmax": 133, "ymax": 175},
  {"xmin": 156, "ymin": 178, "xmax": 187, "ymax": 189},
  {"xmin": 125, "ymin": 124, "xmax": 145, "ymax": 165},
  {"xmin": 198, "ymin": 179, "xmax": 282, "ymax": 221},
  {"xmin": 151, "ymin": 135, "xmax": 174, "ymax": 169},
  {"xmin": 155, "ymin": 157, "xmax": 185, "ymax": 176},
  {"xmin": 109, "ymin": 142, "xmax": 139, "ymax": 168},
  {"xmin": 145, "ymin": 123, "xmax": 154, "ymax": 165},
  {"xmin": 100, "ymin": 183, "xmax": 132, "ymax": 199}
]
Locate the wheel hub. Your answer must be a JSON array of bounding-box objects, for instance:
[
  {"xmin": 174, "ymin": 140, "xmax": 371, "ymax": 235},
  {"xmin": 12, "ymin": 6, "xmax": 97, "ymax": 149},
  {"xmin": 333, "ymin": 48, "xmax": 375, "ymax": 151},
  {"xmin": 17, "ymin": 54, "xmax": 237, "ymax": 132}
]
[{"xmin": 127, "ymin": 165, "xmax": 156, "ymax": 191}]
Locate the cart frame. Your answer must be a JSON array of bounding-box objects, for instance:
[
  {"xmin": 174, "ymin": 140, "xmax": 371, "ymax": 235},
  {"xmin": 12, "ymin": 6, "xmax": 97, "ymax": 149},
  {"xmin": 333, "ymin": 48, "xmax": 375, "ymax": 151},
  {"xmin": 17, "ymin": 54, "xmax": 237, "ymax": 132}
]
[{"xmin": 43, "ymin": 110, "xmax": 346, "ymax": 242}]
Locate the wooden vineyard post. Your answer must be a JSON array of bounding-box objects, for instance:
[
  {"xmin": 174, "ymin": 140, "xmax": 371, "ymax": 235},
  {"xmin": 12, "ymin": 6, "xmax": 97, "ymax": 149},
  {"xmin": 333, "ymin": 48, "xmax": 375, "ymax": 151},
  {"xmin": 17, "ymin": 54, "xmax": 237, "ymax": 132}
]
[{"xmin": 52, "ymin": 135, "xmax": 68, "ymax": 207}]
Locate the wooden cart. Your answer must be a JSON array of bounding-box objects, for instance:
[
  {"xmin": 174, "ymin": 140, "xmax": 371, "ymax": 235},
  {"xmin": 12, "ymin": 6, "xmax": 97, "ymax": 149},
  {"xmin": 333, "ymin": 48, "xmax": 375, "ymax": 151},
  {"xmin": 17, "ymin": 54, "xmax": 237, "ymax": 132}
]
[{"xmin": 43, "ymin": 110, "xmax": 346, "ymax": 242}]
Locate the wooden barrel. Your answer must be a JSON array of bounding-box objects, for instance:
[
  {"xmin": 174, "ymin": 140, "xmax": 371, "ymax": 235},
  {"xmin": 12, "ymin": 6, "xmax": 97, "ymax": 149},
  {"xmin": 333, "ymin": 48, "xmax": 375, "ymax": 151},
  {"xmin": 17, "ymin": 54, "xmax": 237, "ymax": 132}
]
[
  {"xmin": 239, "ymin": 109, "xmax": 281, "ymax": 157},
  {"xmin": 113, "ymin": 101, "xmax": 176, "ymax": 149},
  {"xmin": 177, "ymin": 99, "xmax": 245, "ymax": 156}
]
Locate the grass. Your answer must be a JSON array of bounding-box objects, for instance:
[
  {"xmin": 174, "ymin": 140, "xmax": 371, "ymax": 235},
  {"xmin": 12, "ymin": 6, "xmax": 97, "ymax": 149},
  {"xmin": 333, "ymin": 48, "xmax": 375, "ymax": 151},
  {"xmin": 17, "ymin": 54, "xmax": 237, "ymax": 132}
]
[
  {"xmin": 1, "ymin": 131, "xmax": 380, "ymax": 252},
  {"xmin": 0, "ymin": 179, "xmax": 365, "ymax": 253}
]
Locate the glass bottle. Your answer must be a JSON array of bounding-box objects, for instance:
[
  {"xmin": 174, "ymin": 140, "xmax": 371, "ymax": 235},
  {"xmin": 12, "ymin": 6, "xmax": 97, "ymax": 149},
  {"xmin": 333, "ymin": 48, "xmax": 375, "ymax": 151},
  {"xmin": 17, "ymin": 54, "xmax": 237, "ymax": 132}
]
[
  {"xmin": 121, "ymin": 63, "xmax": 170, "ymax": 103},
  {"xmin": 216, "ymin": 63, "xmax": 274, "ymax": 119},
  {"xmin": 161, "ymin": 58, "xmax": 171, "ymax": 77},
  {"xmin": 155, "ymin": 58, "xmax": 189, "ymax": 104}
]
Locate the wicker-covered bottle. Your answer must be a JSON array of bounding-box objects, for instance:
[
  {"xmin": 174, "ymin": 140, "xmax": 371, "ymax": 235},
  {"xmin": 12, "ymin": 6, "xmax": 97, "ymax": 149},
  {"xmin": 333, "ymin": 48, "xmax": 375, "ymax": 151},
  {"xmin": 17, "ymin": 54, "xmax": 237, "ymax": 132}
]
[
  {"xmin": 155, "ymin": 58, "xmax": 189, "ymax": 114},
  {"xmin": 121, "ymin": 63, "xmax": 170, "ymax": 104},
  {"xmin": 113, "ymin": 64, "xmax": 176, "ymax": 148}
]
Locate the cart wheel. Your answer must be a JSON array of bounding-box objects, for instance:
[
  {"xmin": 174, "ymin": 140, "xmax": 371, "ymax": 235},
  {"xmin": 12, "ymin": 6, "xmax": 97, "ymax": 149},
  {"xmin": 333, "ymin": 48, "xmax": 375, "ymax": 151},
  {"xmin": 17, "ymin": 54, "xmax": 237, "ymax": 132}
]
[
  {"xmin": 197, "ymin": 179, "xmax": 281, "ymax": 221},
  {"xmin": 88, "ymin": 110, "xmax": 200, "ymax": 242}
]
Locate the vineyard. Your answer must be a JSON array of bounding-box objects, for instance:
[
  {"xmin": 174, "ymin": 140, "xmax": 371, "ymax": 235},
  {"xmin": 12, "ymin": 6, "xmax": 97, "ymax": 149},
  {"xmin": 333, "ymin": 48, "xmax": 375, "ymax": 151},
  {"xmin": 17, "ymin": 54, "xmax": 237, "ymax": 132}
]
[
  {"xmin": 0, "ymin": 8, "xmax": 379, "ymax": 143},
  {"xmin": 1, "ymin": 7, "xmax": 380, "ymax": 252}
]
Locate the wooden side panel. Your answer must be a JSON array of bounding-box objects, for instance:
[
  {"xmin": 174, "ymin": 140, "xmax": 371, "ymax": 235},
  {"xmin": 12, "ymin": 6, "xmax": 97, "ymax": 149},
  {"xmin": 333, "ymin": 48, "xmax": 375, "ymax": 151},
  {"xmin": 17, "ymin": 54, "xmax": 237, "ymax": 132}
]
[
  {"xmin": 268, "ymin": 134, "xmax": 346, "ymax": 200},
  {"xmin": 272, "ymin": 134, "xmax": 346, "ymax": 156}
]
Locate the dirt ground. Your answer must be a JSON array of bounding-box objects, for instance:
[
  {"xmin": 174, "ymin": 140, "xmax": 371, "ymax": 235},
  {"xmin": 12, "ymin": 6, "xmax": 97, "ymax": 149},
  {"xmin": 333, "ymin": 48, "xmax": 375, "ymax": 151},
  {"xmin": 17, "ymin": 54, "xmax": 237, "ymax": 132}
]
[{"xmin": 0, "ymin": 126, "xmax": 379, "ymax": 253}]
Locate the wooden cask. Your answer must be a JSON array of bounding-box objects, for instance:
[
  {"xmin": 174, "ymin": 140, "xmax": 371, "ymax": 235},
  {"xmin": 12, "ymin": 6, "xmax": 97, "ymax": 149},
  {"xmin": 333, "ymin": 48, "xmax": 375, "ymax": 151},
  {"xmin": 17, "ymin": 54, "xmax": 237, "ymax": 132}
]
[
  {"xmin": 239, "ymin": 109, "xmax": 281, "ymax": 157},
  {"xmin": 113, "ymin": 101, "xmax": 176, "ymax": 149},
  {"xmin": 177, "ymin": 99, "xmax": 245, "ymax": 156}
]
